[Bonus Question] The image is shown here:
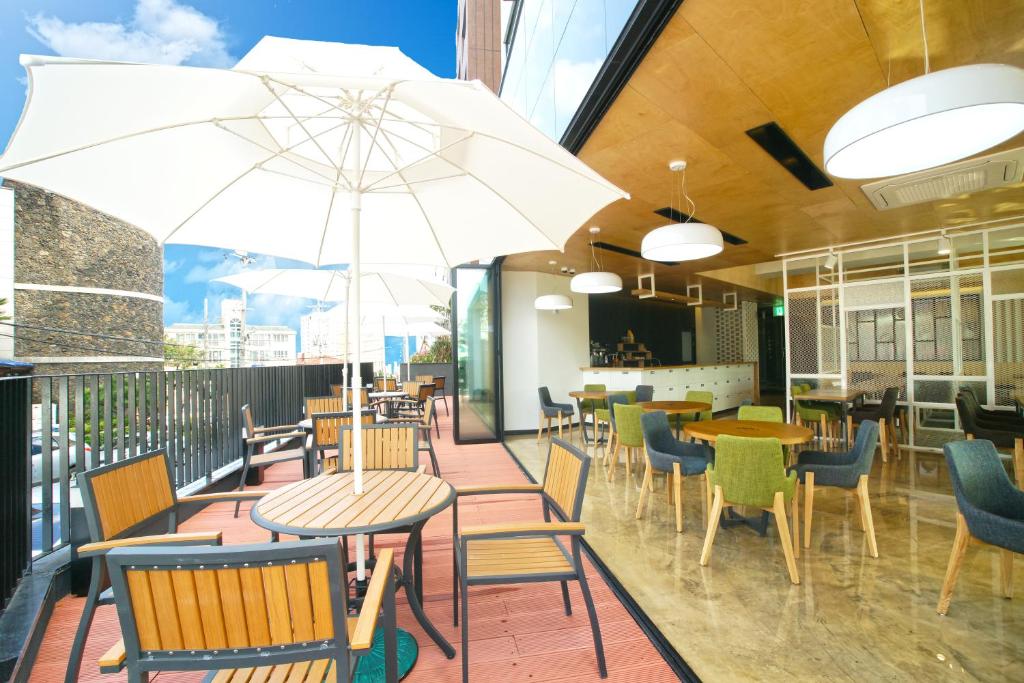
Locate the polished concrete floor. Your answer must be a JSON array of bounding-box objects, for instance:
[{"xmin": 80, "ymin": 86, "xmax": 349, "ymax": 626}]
[{"xmin": 506, "ymin": 427, "xmax": 1024, "ymax": 682}]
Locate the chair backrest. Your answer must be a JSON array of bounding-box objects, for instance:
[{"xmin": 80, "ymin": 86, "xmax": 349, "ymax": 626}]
[
  {"xmin": 105, "ymin": 539, "xmax": 349, "ymax": 676},
  {"xmin": 712, "ymin": 435, "xmax": 788, "ymax": 507},
  {"xmin": 416, "ymin": 374, "xmax": 434, "ymax": 384},
  {"xmin": 541, "ymin": 438, "xmax": 591, "ymax": 522},
  {"xmin": 339, "ymin": 424, "xmax": 418, "ymax": 471},
  {"xmin": 606, "ymin": 393, "xmax": 630, "ymax": 431},
  {"xmin": 241, "ymin": 403, "xmax": 256, "ymax": 438},
  {"xmin": 944, "ymin": 439, "xmax": 1022, "ymax": 523},
  {"xmin": 402, "ymin": 380, "xmax": 422, "ymax": 397},
  {"xmin": 306, "ymin": 395, "xmax": 343, "ymax": 419},
  {"xmin": 346, "ymin": 387, "xmax": 370, "ymax": 406},
  {"xmin": 738, "ymin": 405, "xmax": 783, "ymax": 423},
  {"xmin": 581, "ymin": 383, "xmax": 607, "ymax": 410},
  {"xmin": 312, "ymin": 410, "xmax": 377, "ymax": 450},
  {"xmin": 685, "ymin": 390, "xmax": 714, "ymax": 420},
  {"xmin": 613, "ymin": 402, "xmax": 644, "ymax": 447},
  {"xmin": 77, "ymin": 450, "xmax": 176, "ymax": 543},
  {"xmin": 330, "ymin": 383, "xmax": 343, "ymax": 397},
  {"xmin": 374, "ymin": 377, "xmax": 386, "ymax": 392},
  {"xmin": 955, "ymin": 394, "xmax": 980, "ymax": 435},
  {"xmin": 421, "ymin": 396, "xmax": 437, "ymax": 428},
  {"xmin": 848, "ymin": 419, "xmax": 879, "ymax": 476},
  {"xmin": 879, "ymin": 387, "xmax": 899, "ymax": 419},
  {"xmin": 634, "ymin": 384, "xmax": 654, "ymax": 403},
  {"xmin": 641, "ymin": 411, "xmax": 712, "ymax": 472},
  {"xmin": 386, "ymin": 377, "xmax": 397, "ymax": 391},
  {"xmin": 417, "ymin": 382, "xmax": 435, "ymax": 402},
  {"xmin": 433, "ymin": 376, "xmax": 445, "ymax": 390},
  {"xmin": 538, "ymin": 386, "xmax": 554, "ymax": 409}
]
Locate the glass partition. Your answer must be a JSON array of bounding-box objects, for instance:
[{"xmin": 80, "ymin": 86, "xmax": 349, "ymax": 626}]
[{"xmin": 453, "ymin": 264, "xmax": 501, "ymax": 442}]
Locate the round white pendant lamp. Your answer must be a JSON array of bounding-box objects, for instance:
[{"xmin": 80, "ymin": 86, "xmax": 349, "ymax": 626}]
[
  {"xmin": 571, "ymin": 227, "xmax": 622, "ymax": 294},
  {"xmin": 534, "ymin": 294, "xmax": 573, "ymax": 310},
  {"xmin": 825, "ymin": 63, "xmax": 1024, "ymax": 179},
  {"xmin": 641, "ymin": 222, "xmax": 724, "ymax": 262}
]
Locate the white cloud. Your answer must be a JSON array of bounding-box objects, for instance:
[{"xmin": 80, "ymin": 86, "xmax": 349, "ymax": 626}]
[
  {"xmin": 26, "ymin": 0, "xmax": 234, "ymax": 67},
  {"xmin": 248, "ymin": 294, "xmax": 309, "ymax": 327},
  {"xmin": 163, "ymin": 296, "xmax": 194, "ymax": 324},
  {"xmin": 184, "ymin": 253, "xmax": 280, "ymax": 284}
]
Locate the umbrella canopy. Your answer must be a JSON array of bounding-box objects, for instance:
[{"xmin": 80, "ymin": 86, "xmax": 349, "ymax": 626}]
[{"xmin": 213, "ymin": 267, "xmax": 453, "ymax": 308}]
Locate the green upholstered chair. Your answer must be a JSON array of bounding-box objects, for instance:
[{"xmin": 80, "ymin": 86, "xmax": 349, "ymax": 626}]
[
  {"xmin": 594, "ymin": 393, "xmax": 629, "ymax": 459},
  {"xmin": 737, "ymin": 404, "xmax": 784, "ymax": 422},
  {"xmin": 671, "ymin": 390, "xmax": 714, "ymax": 430},
  {"xmin": 700, "ymin": 435, "xmax": 800, "ymax": 584},
  {"xmin": 792, "ymin": 385, "xmax": 840, "ymax": 448},
  {"xmin": 580, "ymin": 383, "xmax": 607, "ymax": 439},
  {"xmin": 608, "ymin": 403, "xmax": 643, "ymax": 482},
  {"xmin": 594, "ymin": 390, "xmax": 633, "ymax": 439}
]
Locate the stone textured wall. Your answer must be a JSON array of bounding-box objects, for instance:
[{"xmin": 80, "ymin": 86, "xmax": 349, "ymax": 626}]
[{"xmin": 8, "ymin": 181, "xmax": 163, "ymax": 374}]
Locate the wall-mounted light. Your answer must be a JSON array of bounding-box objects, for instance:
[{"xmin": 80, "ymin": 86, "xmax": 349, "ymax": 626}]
[
  {"xmin": 937, "ymin": 232, "xmax": 952, "ymax": 255},
  {"xmin": 823, "ymin": 250, "xmax": 837, "ymax": 270}
]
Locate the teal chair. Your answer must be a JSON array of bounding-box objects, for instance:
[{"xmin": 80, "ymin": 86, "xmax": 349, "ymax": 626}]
[
  {"xmin": 737, "ymin": 405, "xmax": 784, "ymax": 422},
  {"xmin": 700, "ymin": 435, "xmax": 800, "ymax": 584},
  {"xmin": 608, "ymin": 403, "xmax": 643, "ymax": 483}
]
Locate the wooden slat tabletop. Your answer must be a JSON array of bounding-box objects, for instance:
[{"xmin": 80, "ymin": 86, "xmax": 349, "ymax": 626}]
[{"xmin": 251, "ymin": 470, "xmax": 454, "ymax": 537}]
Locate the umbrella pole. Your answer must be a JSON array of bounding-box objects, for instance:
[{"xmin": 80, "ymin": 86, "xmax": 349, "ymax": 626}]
[
  {"xmin": 342, "ymin": 280, "xmax": 351, "ymax": 412},
  {"xmin": 351, "ymin": 129, "xmax": 366, "ymax": 582}
]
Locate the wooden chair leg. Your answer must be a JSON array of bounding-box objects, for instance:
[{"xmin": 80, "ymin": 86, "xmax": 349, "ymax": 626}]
[
  {"xmin": 536, "ymin": 411, "xmax": 544, "ymax": 443},
  {"xmin": 857, "ymin": 475, "xmax": 879, "ymax": 558},
  {"xmin": 636, "ymin": 458, "xmax": 653, "ymax": 520},
  {"xmin": 803, "ymin": 471, "xmax": 815, "ymax": 549},
  {"xmin": 673, "ymin": 462, "xmax": 683, "ymax": 533},
  {"xmin": 846, "ymin": 415, "xmax": 853, "ymax": 444},
  {"xmin": 704, "ymin": 472, "xmax": 713, "ymax": 527},
  {"xmin": 937, "ymin": 513, "xmax": 971, "ymax": 615},
  {"xmin": 1001, "ymin": 549, "xmax": 1014, "ymax": 599},
  {"xmin": 557, "ymin": 411, "xmax": 564, "ymax": 440},
  {"xmin": 606, "ymin": 443, "xmax": 620, "ymax": 482},
  {"xmin": 792, "ymin": 480, "xmax": 800, "ymax": 559},
  {"xmin": 700, "ymin": 486, "xmax": 725, "ymax": 566},
  {"xmin": 773, "ymin": 491, "xmax": 800, "ymax": 584},
  {"xmin": 795, "ymin": 413, "xmax": 803, "ymax": 427},
  {"xmin": 879, "ymin": 417, "xmax": 889, "ymax": 463},
  {"xmin": 1014, "ymin": 438, "xmax": 1023, "ymax": 490},
  {"xmin": 819, "ymin": 414, "xmax": 827, "ymax": 449},
  {"xmin": 700, "ymin": 472, "xmax": 708, "ymax": 530}
]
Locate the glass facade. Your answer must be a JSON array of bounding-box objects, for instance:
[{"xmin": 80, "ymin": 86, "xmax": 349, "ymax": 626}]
[
  {"xmin": 500, "ymin": 0, "xmax": 640, "ymax": 141},
  {"xmin": 454, "ymin": 265, "xmax": 500, "ymax": 441}
]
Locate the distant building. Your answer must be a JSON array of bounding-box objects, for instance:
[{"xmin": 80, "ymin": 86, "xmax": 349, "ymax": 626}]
[
  {"xmin": 455, "ymin": 0, "xmax": 507, "ymax": 92},
  {"xmin": 165, "ymin": 299, "xmax": 296, "ymax": 367},
  {"xmin": 300, "ymin": 305, "xmax": 385, "ymax": 367}
]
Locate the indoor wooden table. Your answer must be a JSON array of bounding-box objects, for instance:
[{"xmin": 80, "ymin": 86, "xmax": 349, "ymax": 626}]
[
  {"xmin": 794, "ymin": 388, "xmax": 865, "ymax": 448},
  {"xmin": 251, "ymin": 469, "xmax": 457, "ymax": 659},
  {"xmin": 568, "ymin": 389, "xmax": 627, "ymax": 445},
  {"xmin": 636, "ymin": 400, "xmax": 712, "ymax": 439},
  {"xmin": 685, "ymin": 419, "xmax": 814, "ymax": 535}
]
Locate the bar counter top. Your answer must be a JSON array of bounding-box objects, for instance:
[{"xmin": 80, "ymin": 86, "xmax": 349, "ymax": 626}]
[{"xmin": 580, "ymin": 361, "xmax": 756, "ymax": 372}]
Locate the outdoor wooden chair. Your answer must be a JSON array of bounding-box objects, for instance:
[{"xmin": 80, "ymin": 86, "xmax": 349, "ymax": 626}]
[
  {"xmin": 415, "ymin": 374, "xmax": 435, "ymax": 384},
  {"xmin": 338, "ymin": 423, "xmax": 420, "ymax": 473},
  {"xmin": 66, "ymin": 449, "xmax": 266, "ymax": 683},
  {"xmin": 236, "ymin": 404, "xmax": 307, "ymax": 516},
  {"xmin": 330, "ymin": 383, "xmax": 343, "ymax": 396},
  {"xmin": 452, "ymin": 438, "xmax": 606, "ymax": 683},
  {"xmin": 433, "ymin": 375, "xmax": 450, "ymax": 415},
  {"xmin": 391, "ymin": 396, "xmax": 441, "ymax": 477},
  {"xmin": 306, "ymin": 395, "xmax": 344, "ymax": 419},
  {"xmin": 395, "ymin": 383, "xmax": 439, "ymax": 436},
  {"xmin": 311, "ymin": 410, "xmax": 377, "ymax": 474},
  {"xmin": 99, "ymin": 539, "xmax": 398, "ymax": 683}
]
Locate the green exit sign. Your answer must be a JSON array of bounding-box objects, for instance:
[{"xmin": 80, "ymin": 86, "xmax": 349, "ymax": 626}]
[{"xmin": 773, "ymin": 304, "xmax": 785, "ymax": 317}]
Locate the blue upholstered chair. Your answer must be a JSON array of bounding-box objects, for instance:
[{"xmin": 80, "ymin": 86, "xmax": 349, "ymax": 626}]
[
  {"xmin": 538, "ymin": 386, "xmax": 575, "ymax": 443},
  {"xmin": 956, "ymin": 393, "xmax": 1024, "ymax": 488},
  {"xmin": 790, "ymin": 420, "xmax": 880, "ymax": 558},
  {"xmin": 635, "ymin": 384, "xmax": 654, "ymax": 403},
  {"xmin": 637, "ymin": 411, "xmax": 714, "ymax": 532},
  {"xmin": 937, "ymin": 439, "xmax": 1024, "ymax": 615}
]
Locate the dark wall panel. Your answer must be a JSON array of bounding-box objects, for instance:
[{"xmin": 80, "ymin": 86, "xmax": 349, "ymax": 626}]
[{"xmin": 588, "ymin": 293, "xmax": 696, "ymax": 366}]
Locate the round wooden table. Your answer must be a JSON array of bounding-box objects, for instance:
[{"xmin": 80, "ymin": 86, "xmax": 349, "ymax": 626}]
[
  {"xmin": 636, "ymin": 400, "xmax": 712, "ymax": 438},
  {"xmin": 251, "ymin": 470, "xmax": 456, "ymax": 659},
  {"xmin": 568, "ymin": 390, "xmax": 627, "ymax": 444},
  {"xmin": 684, "ymin": 419, "xmax": 814, "ymax": 445}
]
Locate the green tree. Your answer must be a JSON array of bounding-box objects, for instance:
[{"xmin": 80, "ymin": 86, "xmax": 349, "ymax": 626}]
[
  {"xmin": 164, "ymin": 336, "xmax": 204, "ymax": 369},
  {"xmin": 411, "ymin": 334, "xmax": 451, "ymax": 363},
  {"xmin": 0, "ymin": 297, "xmax": 10, "ymax": 322}
]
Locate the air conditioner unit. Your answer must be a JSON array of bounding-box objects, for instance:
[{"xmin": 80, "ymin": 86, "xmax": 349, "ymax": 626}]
[{"xmin": 861, "ymin": 147, "xmax": 1024, "ymax": 210}]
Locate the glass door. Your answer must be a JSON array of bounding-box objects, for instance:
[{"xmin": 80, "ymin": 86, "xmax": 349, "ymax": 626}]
[{"xmin": 452, "ymin": 263, "xmax": 502, "ymax": 443}]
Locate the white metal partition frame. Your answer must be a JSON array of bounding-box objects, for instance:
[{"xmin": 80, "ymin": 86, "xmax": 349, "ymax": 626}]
[{"xmin": 783, "ymin": 223, "xmax": 1024, "ymax": 451}]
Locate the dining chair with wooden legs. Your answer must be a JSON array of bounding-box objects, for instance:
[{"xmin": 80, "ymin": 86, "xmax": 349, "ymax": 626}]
[
  {"xmin": 453, "ymin": 438, "xmax": 606, "ymax": 683},
  {"xmin": 700, "ymin": 435, "xmax": 800, "ymax": 584},
  {"xmin": 607, "ymin": 402, "xmax": 643, "ymax": 482},
  {"xmin": 100, "ymin": 539, "xmax": 398, "ymax": 682},
  {"xmin": 636, "ymin": 411, "xmax": 713, "ymax": 532},
  {"xmin": 593, "ymin": 393, "xmax": 629, "ymax": 464},
  {"xmin": 845, "ymin": 387, "xmax": 899, "ymax": 462},
  {"xmin": 537, "ymin": 386, "xmax": 576, "ymax": 444},
  {"xmin": 791, "ymin": 420, "xmax": 880, "ymax": 558}
]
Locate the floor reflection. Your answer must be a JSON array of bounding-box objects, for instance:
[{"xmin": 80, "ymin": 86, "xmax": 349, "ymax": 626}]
[{"xmin": 505, "ymin": 433, "xmax": 1024, "ymax": 681}]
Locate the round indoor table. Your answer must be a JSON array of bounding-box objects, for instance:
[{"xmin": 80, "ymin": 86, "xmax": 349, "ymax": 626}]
[
  {"xmin": 636, "ymin": 400, "xmax": 712, "ymax": 439},
  {"xmin": 684, "ymin": 419, "xmax": 814, "ymax": 535},
  {"xmin": 568, "ymin": 390, "xmax": 627, "ymax": 445},
  {"xmin": 251, "ymin": 470, "xmax": 457, "ymax": 661}
]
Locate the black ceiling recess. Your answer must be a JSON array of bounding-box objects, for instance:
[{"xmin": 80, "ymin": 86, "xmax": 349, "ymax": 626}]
[
  {"xmin": 653, "ymin": 208, "xmax": 748, "ymax": 246},
  {"xmin": 745, "ymin": 122, "xmax": 833, "ymax": 190},
  {"xmin": 593, "ymin": 240, "xmax": 679, "ymax": 266}
]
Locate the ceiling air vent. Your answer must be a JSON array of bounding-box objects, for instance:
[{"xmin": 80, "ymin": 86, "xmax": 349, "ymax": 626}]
[{"xmin": 861, "ymin": 147, "xmax": 1024, "ymax": 210}]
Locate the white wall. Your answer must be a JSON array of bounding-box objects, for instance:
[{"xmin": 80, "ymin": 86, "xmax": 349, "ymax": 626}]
[
  {"xmin": 0, "ymin": 186, "xmax": 13, "ymax": 359},
  {"xmin": 502, "ymin": 270, "xmax": 590, "ymax": 432}
]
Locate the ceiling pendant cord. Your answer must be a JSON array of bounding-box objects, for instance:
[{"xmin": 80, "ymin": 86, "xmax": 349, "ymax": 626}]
[{"xmin": 919, "ymin": 0, "xmax": 930, "ymax": 75}]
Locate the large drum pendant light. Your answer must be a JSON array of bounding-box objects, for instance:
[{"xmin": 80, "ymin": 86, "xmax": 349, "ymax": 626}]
[
  {"xmin": 534, "ymin": 260, "xmax": 574, "ymax": 311},
  {"xmin": 824, "ymin": 1, "xmax": 1024, "ymax": 179},
  {"xmin": 641, "ymin": 160, "xmax": 724, "ymax": 263},
  {"xmin": 570, "ymin": 227, "xmax": 623, "ymax": 294}
]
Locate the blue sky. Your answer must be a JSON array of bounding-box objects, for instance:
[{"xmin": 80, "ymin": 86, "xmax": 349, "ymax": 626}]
[{"xmin": 0, "ymin": 0, "xmax": 457, "ymax": 331}]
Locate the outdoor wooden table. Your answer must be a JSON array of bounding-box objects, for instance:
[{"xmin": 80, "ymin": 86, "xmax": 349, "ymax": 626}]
[
  {"xmin": 794, "ymin": 388, "xmax": 865, "ymax": 448},
  {"xmin": 685, "ymin": 419, "xmax": 814, "ymax": 536},
  {"xmin": 369, "ymin": 390, "xmax": 409, "ymax": 418},
  {"xmin": 568, "ymin": 389, "xmax": 627, "ymax": 445},
  {"xmin": 636, "ymin": 400, "xmax": 712, "ymax": 439},
  {"xmin": 251, "ymin": 469, "xmax": 457, "ymax": 658}
]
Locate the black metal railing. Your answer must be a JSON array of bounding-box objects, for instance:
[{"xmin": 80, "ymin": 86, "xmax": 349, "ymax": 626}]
[{"xmin": 0, "ymin": 362, "xmax": 342, "ymax": 602}]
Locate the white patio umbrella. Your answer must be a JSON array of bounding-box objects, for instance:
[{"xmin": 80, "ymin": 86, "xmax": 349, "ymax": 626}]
[
  {"xmin": 214, "ymin": 267, "xmax": 452, "ymax": 404},
  {"xmin": 0, "ymin": 40, "xmax": 629, "ymax": 580}
]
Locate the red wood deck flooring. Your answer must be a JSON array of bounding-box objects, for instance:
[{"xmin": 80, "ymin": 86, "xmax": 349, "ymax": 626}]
[{"xmin": 32, "ymin": 412, "xmax": 676, "ymax": 682}]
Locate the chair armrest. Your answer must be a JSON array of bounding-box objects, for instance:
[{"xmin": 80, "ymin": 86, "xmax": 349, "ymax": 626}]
[
  {"xmin": 177, "ymin": 491, "xmax": 265, "ymax": 505},
  {"xmin": 460, "ymin": 522, "xmax": 585, "ymax": 541},
  {"xmin": 78, "ymin": 531, "xmax": 222, "ymax": 558},
  {"xmin": 456, "ymin": 484, "xmax": 544, "ymax": 497},
  {"xmin": 351, "ymin": 548, "xmax": 394, "ymax": 651},
  {"xmin": 246, "ymin": 430, "xmax": 305, "ymax": 444},
  {"xmin": 98, "ymin": 639, "xmax": 126, "ymax": 673},
  {"xmin": 253, "ymin": 423, "xmax": 300, "ymax": 434}
]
